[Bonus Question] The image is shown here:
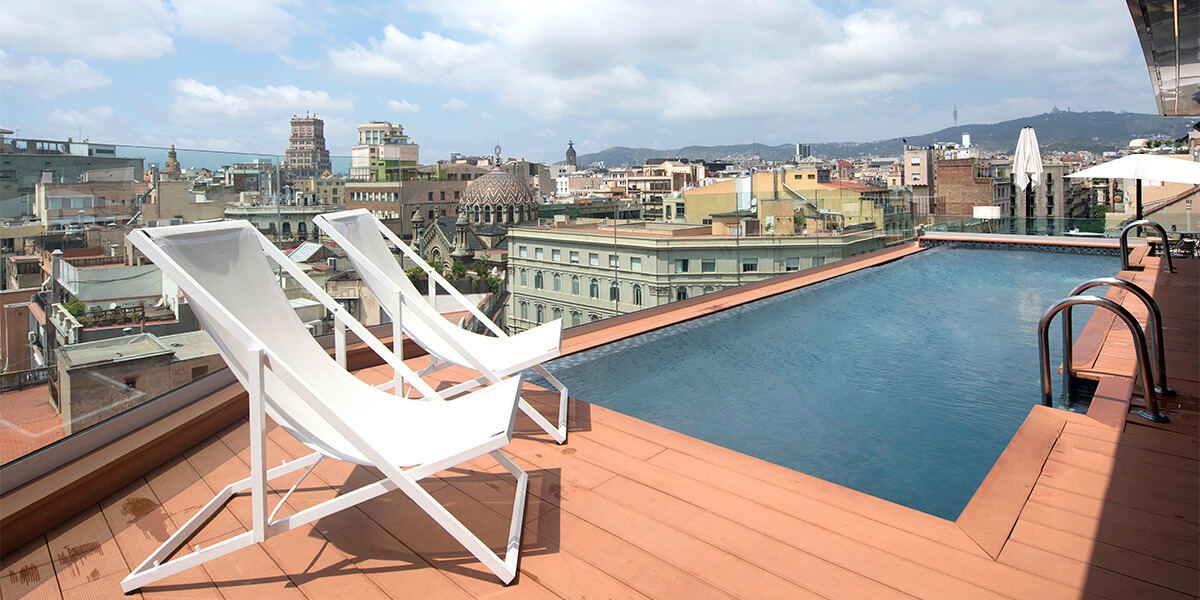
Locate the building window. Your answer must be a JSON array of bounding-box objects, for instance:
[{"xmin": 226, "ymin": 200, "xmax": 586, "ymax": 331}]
[
  {"xmin": 630, "ymin": 257, "xmax": 642, "ymax": 271},
  {"xmin": 536, "ymin": 248, "xmax": 544, "ymax": 260},
  {"xmin": 553, "ymin": 274, "xmax": 561, "ymax": 292},
  {"xmin": 701, "ymin": 258, "xmax": 716, "ymax": 273},
  {"xmin": 520, "ymin": 269, "xmax": 527, "ymax": 286},
  {"xmin": 609, "ymin": 283, "xmax": 620, "ymax": 301},
  {"xmin": 742, "ymin": 258, "xmax": 759, "ymax": 272},
  {"xmin": 609, "ymin": 255, "xmax": 618, "ymax": 268},
  {"xmin": 702, "ymin": 218, "xmax": 712, "ymax": 225},
  {"xmin": 633, "ymin": 284, "xmax": 642, "ymax": 305},
  {"xmin": 589, "ymin": 278, "xmax": 599, "ymax": 298},
  {"xmin": 674, "ymin": 259, "xmax": 689, "ymax": 273},
  {"xmin": 590, "ymin": 314, "xmax": 600, "ymax": 323},
  {"xmin": 589, "ymin": 253, "xmax": 599, "ymax": 266},
  {"xmin": 191, "ymin": 365, "xmax": 209, "ymax": 380},
  {"xmin": 552, "ymin": 249, "xmax": 561, "ymax": 262},
  {"xmin": 124, "ymin": 377, "xmax": 138, "ymax": 390},
  {"xmin": 813, "ymin": 256, "xmax": 825, "ymax": 267},
  {"xmin": 520, "ymin": 302, "xmax": 528, "ymax": 319},
  {"xmin": 534, "ymin": 271, "xmax": 544, "ymax": 289},
  {"xmin": 675, "ymin": 203, "xmax": 685, "ymax": 219},
  {"xmin": 665, "ymin": 205, "xmax": 673, "ymax": 218},
  {"xmin": 703, "ymin": 285, "xmax": 715, "ymax": 294},
  {"xmin": 536, "ymin": 305, "xmax": 544, "ymax": 323},
  {"xmin": 572, "ymin": 276, "xmax": 580, "ymax": 295},
  {"xmin": 571, "ymin": 312, "xmax": 581, "ymax": 327},
  {"xmin": 570, "ymin": 251, "xmax": 579, "ymax": 263},
  {"xmin": 519, "ymin": 246, "xmax": 527, "ymax": 258},
  {"xmin": 553, "ymin": 307, "xmax": 562, "ymax": 320},
  {"xmin": 676, "ymin": 287, "xmax": 688, "ymax": 301}
]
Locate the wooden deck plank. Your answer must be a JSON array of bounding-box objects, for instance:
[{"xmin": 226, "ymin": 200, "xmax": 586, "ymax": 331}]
[
  {"xmin": 96, "ymin": 478, "xmax": 223, "ymax": 599},
  {"xmin": 1017, "ymin": 501, "xmax": 1198, "ymax": 568},
  {"xmin": 559, "ymin": 438, "xmax": 1016, "ymax": 600},
  {"xmin": 546, "ymin": 479, "xmax": 822, "ymax": 600},
  {"xmin": 998, "ymin": 540, "xmax": 1192, "ymax": 600},
  {"xmin": 525, "ymin": 389, "xmax": 983, "ymax": 556},
  {"xmin": 1009, "ymin": 520, "xmax": 1199, "ymax": 596},
  {"xmin": 43, "ymin": 506, "xmax": 134, "ymax": 598},
  {"xmin": 1084, "ymin": 377, "xmax": 1134, "ymax": 430},
  {"xmin": 592, "ymin": 475, "xmax": 917, "ymax": 600},
  {"xmin": 957, "ymin": 405, "xmax": 1066, "ymax": 559},
  {"xmin": 0, "ymin": 538, "xmax": 63, "ymax": 600}
]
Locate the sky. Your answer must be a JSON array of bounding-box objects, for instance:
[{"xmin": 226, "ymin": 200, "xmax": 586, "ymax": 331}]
[{"xmin": 0, "ymin": 0, "xmax": 1159, "ymax": 165}]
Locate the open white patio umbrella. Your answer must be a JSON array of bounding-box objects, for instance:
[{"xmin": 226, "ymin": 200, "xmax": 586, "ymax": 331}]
[
  {"xmin": 1067, "ymin": 154, "xmax": 1200, "ymax": 219},
  {"xmin": 1013, "ymin": 126, "xmax": 1043, "ymax": 233}
]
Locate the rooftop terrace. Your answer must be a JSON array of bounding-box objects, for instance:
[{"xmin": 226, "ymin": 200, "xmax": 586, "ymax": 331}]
[{"xmin": 0, "ymin": 241, "xmax": 1195, "ymax": 599}]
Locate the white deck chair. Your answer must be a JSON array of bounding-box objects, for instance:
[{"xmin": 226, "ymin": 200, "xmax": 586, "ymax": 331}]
[
  {"xmin": 313, "ymin": 209, "xmax": 570, "ymax": 444},
  {"xmin": 120, "ymin": 221, "xmax": 528, "ymax": 593}
]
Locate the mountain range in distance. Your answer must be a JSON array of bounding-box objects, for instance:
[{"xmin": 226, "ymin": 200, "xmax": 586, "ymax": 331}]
[{"xmin": 574, "ymin": 110, "xmax": 1195, "ymax": 167}]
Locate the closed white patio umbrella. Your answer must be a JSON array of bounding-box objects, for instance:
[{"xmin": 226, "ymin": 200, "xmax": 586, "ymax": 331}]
[
  {"xmin": 1013, "ymin": 126, "xmax": 1043, "ymax": 233},
  {"xmin": 1067, "ymin": 154, "xmax": 1200, "ymax": 220}
]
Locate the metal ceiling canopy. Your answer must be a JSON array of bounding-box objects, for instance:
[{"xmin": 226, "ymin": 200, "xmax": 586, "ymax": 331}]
[{"xmin": 1127, "ymin": 0, "xmax": 1200, "ymax": 117}]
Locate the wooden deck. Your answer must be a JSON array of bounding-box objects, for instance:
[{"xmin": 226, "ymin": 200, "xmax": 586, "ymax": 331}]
[{"xmin": 2, "ymin": 254, "xmax": 1197, "ymax": 600}]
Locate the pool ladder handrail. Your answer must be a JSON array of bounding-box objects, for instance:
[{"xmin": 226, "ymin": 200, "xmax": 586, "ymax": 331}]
[
  {"xmin": 1038, "ymin": 295, "xmax": 1168, "ymax": 423},
  {"xmin": 1120, "ymin": 219, "xmax": 1175, "ymax": 274},
  {"xmin": 1064, "ymin": 277, "xmax": 1175, "ymax": 398}
]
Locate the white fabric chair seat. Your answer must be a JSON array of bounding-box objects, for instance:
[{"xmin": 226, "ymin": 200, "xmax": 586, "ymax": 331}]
[
  {"xmin": 285, "ymin": 377, "xmax": 520, "ymax": 467},
  {"xmin": 430, "ymin": 319, "xmax": 562, "ymax": 375}
]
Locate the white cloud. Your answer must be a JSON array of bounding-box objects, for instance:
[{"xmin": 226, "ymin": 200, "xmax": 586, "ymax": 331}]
[
  {"xmin": 171, "ymin": 78, "xmax": 355, "ymax": 121},
  {"xmin": 0, "ymin": 0, "xmax": 175, "ymax": 60},
  {"xmin": 584, "ymin": 119, "xmax": 627, "ymax": 138},
  {"xmin": 47, "ymin": 106, "xmax": 116, "ymax": 128},
  {"xmin": 387, "ymin": 99, "xmax": 420, "ymax": 112},
  {"xmin": 328, "ymin": 0, "xmax": 1140, "ymax": 127},
  {"xmin": 441, "ymin": 98, "xmax": 470, "ymax": 112},
  {"xmin": 0, "ymin": 50, "xmax": 111, "ymax": 98},
  {"xmin": 534, "ymin": 128, "xmax": 557, "ymax": 138},
  {"xmin": 172, "ymin": 0, "xmax": 303, "ymax": 52}
]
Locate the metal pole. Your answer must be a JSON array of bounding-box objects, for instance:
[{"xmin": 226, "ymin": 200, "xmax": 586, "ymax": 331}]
[
  {"xmin": 1069, "ymin": 277, "xmax": 1175, "ymax": 396},
  {"xmin": 1038, "ymin": 295, "xmax": 1167, "ymax": 422}
]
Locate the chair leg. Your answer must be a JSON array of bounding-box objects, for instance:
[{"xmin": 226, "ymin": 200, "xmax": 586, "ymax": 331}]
[
  {"xmin": 531, "ymin": 364, "xmax": 569, "ymax": 444},
  {"xmin": 120, "ymin": 453, "xmax": 324, "ymax": 593},
  {"xmin": 380, "ymin": 449, "xmax": 528, "ymax": 584}
]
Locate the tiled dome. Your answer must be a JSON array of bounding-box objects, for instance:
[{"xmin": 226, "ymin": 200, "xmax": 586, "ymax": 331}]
[{"xmin": 461, "ymin": 170, "xmax": 534, "ymax": 205}]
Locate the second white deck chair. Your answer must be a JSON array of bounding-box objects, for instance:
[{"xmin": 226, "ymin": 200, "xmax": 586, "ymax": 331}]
[
  {"xmin": 120, "ymin": 221, "xmax": 527, "ymax": 593},
  {"xmin": 314, "ymin": 209, "xmax": 570, "ymax": 444}
]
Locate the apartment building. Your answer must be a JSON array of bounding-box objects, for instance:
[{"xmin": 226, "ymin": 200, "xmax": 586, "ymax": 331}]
[{"xmin": 506, "ymin": 220, "xmax": 885, "ymax": 332}]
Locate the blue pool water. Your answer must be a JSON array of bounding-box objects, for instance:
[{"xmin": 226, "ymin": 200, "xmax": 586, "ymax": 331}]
[{"xmin": 535, "ymin": 248, "xmax": 1113, "ymax": 519}]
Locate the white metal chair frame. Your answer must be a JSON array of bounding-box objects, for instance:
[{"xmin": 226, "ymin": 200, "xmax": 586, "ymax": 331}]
[
  {"xmin": 314, "ymin": 210, "xmax": 570, "ymax": 444},
  {"xmin": 120, "ymin": 223, "xmax": 527, "ymax": 593}
]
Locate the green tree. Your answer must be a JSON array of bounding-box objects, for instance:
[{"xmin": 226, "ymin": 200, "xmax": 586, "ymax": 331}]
[
  {"xmin": 65, "ymin": 299, "xmax": 86, "ymax": 317},
  {"xmin": 451, "ymin": 261, "xmax": 468, "ymax": 280}
]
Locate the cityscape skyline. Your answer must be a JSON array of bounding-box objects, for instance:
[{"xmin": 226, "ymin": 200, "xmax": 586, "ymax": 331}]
[{"xmin": 0, "ymin": 1, "xmax": 1164, "ymax": 163}]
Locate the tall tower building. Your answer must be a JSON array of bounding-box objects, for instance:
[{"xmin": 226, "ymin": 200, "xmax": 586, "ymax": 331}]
[
  {"xmin": 565, "ymin": 140, "xmax": 577, "ymax": 167},
  {"xmin": 284, "ymin": 113, "xmax": 332, "ymax": 181}
]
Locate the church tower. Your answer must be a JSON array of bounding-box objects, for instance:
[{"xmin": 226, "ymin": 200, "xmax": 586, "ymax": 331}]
[{"xmin": 565, "ymin": 140, "xmax": 577, "ymax": 167}]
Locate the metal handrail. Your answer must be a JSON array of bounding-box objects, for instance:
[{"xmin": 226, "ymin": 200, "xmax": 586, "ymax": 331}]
[
  {"xmin": 1065, "ymin": 278, "xmax": 1174, "ymax": 397},
  {"xmin": 1039, "ymin": 295, "xmax": 1168, "ymax": 423},
  {"xmin": 1120, "ymin": 219, "xmax": 1175, "ymax": 273}
]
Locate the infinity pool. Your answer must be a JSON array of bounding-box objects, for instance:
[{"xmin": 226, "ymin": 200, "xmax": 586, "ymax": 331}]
[{"xmin": 535, "ymin": 248, "xmax": 1112, "ymax": 519}]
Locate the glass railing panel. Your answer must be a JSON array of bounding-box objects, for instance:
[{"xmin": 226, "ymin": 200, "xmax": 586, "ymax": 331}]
[{"xmin": 0, "ymin": 142, "xmax": 363, "ymax": 471}]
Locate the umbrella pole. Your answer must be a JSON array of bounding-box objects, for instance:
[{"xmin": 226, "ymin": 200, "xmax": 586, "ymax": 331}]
[{"xmin": 1135, "ymin": 179, "xmax": 1143, "ymax": 221}]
